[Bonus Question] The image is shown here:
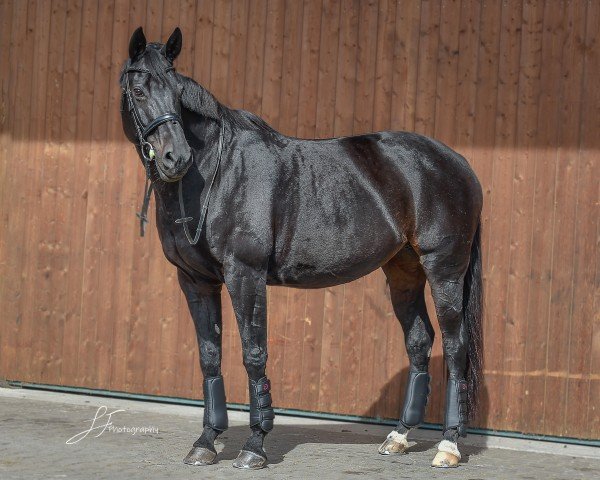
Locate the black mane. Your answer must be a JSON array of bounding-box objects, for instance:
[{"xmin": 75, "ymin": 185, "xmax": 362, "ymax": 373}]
[{"xmin": 121, "ymin": 45, "xmax": 282, "ymax": 145}]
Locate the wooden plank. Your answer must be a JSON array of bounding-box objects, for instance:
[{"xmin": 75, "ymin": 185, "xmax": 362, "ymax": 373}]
[
  {"xmin": 58, "ymin": 0, "xmax": 96, "ymax": 386},
  {"xmin": 30, "ymin": 0, "xmax": 67, "ymax": 384},
  {"xmin": 314, "ymin": 0, "xmax": 341, "ymax": 139},
  {"xmin": 91, "ymin": 0, "xmax": 123, "ymax": 389},
  {"xmin": 522, "ymin": 0, "xmax": 566, "ymax": 436},
  {"xmin": 77, "ymin": 0, "xmax": 115, "ymax": 387},
  {"xmin": 544, "ymin": 0, "xmax": 587, "ymax": 437},
  {"xmin": 0, "ymin": 2, "xmax": 14, "ymax": 362},
  {"xmin": 50, "ymin": 0, "xmax": 84, "ymax": 385},
  {"xmin": 1, "ymin": 0, "xmax": 31, "ymax": 380},
  {"xmin": 485, "ymin": 0, "xmax": 521, "ymax": 431},
  {"xmin": 390, "ymin": 0, "xmax": 420, "ymax": 131},
  {"xmin": 433, "ymin": 0, "xmax": 461, "ymax": 146},
  {"xmin": 278, "ymin": 0, "xmax": 305, "ymax": 408},
  {"xmin": 413, "ymin": 0, "xmax": 440, "ymax": 138},
  {"xmin": 244, "ymin": 0, "xmax": 267, "ymax": 116},
  {"xmin": 332, "ymin": 0, "xmax": 359, "ymax": 138},
  {"xmin": 503, "ymin": 0, "xmax": 544, "ymax": 434},
  {"xmin": 573, "ymin": 0, "xmax": 600, "ymax": 439},
  {"xmin": 454, "ymin": 0, "xmax": 480, "ymax": 157}
]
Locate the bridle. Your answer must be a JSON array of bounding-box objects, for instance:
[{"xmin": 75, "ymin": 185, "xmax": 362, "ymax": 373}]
[
  {"xmin": 122, "ymin": 66, "xmax": 182, "ymax": 236},
  {"xmin": 122, "ymin": 65, "xmax": 225, "ymax": 245}
]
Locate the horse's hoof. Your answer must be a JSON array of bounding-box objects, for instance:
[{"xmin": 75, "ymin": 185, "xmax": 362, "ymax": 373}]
[
  {"xmin": 183, "ymin": 446, "xmax": 217, "ymax": 466},
  {"xmin": 431, "ymin": 439, "xmax": 461, "ymax": 468},
  {"xmin": 378, "ymin": 431, "xmax": 408, "ymax": 455},
  {"xmin": 431, "ymin": 451, "xmax": 460, "ymax": 468},
  {"xmin": 232, "ymin": 450, "xmax": 267, "ymax": 470}
]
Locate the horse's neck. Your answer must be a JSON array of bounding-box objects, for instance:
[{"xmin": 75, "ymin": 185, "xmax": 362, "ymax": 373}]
[{"xmin": 152, "ymin": 116, "xmax": 222, "ymax": 208}]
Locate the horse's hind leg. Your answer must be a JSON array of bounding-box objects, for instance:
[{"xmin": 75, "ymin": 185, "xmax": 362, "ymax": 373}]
[
  {"xmin": 420, "ymin": 244, "xmax": 472, "ymax": 468},
  {"xmin": 378, "ymin": 246, "xmax": 433, "ymax": 455}
]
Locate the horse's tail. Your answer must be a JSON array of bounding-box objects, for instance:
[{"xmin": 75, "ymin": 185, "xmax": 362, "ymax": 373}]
[{"xmin": 463, "ymin": 220, "xmax": 484, "ymax": 418}]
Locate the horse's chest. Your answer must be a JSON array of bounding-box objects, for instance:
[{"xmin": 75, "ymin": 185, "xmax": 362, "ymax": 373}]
[{"xmin": 158, "ymin": 222, "xmax": 220, "ymax": 280}]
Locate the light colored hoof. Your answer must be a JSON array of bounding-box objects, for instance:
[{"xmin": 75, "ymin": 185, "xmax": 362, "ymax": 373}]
[
  {"xmin": 431, "ymin": 450, "xmax": 460, "ymax": 468},
  {"xmin": 183, "ymin": 446, "xmax": 217, "ymax": 466},
  {"xmin": 378, "ymin": 431, "xmax": 409, "ymax": 455},
  {"xmin": 431, "ymin": 439, "xmax": 461, "ymax": 468},
  {"xmin": 232, "ymin": 450, "xmax": 267, "ymax": 470}
]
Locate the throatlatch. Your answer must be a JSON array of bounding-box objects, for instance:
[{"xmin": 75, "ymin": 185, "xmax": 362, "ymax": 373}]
[
  {"xmin": 202, "ymin": 375, "xmax": 228, "ymax": 432},
  {"xmin": 399, "ymin": 368, "xmax": 431, "ymax": 429},
  {"xmin": 443, "ymin": 377, "xmax": 468, "ymax": 438},
  {"xmin": 249, "ymin": 376, "xmax": 274, "ymax": 432}
]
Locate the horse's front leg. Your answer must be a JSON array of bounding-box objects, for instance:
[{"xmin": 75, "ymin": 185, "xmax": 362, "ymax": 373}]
[
  {"xmin": 177, "ymin": 270, "xmax": 228, "ymax": 467},
  {"xmin": 225, "ymin": 262, "xmax": 273, "ymax": 470}
]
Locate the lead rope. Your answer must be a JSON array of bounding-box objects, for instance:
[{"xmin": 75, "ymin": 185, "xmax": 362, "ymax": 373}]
[
  {"xmin": 176, "ymin": 120, "xmax": 225, "ymax": 245},
  {"xmin": 136, "ymin": 162, "xmax": 153, "ymax": 237}
]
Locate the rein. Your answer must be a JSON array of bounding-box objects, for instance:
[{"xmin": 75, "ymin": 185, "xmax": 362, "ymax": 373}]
[
  {"xmin": 175, "ymin": 120, "xmax": 225, "ymax": 245},
  {"xmin": 122, "ymin": 65, "xmax": 224, "ymax": 245}
]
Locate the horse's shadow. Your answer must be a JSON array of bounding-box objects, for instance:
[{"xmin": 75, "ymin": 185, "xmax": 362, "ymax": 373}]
[
  {"xmin": 214, "ymin": 355, "xmax": 489, "ymax": 465},
  {"xmin": 214, "ymin": 424, "xmax": 388, "ymax": 465}
]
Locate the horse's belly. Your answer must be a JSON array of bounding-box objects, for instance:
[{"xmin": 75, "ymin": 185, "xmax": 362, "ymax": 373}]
[{"xmin": 269, "ymin": 214, "xmax": 405, "ymax": 288}]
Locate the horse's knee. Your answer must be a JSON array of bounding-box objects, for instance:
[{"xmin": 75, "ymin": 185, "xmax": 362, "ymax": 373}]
[
  {"xmin": 242, "ymin": 345, "xmax": 268, "ymax": 378},
  {"xmin": 405, "ymin": 326, "xmax": 434, "ymax": 369},
  {"xmin": 199, "ymin": 341, "xmax": 221, "ymax": 377}
]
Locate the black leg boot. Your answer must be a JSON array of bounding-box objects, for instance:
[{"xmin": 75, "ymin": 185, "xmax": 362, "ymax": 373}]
[
  {"xmin": 184, "ymin": 375, "xmax": 228, "ymax": 466},
  {"xmin": 379, "ymin": 367, "xmax": 431, "ymax": 454},
  {"xmin": 432, "ymin": 377, "xmax": 468, "ymax": 468},
  {"xmin": 233, "ymin": 376, "xmax": 274, "ymax": 469}
]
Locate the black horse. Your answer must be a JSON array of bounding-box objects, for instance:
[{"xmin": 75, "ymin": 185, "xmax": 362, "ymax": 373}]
[{"xmin": 120, "ymin": 27, "xmax": 483, "ymax": 470}]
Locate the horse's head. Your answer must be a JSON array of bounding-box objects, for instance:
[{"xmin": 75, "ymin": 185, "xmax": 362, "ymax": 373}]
[{"xmin": 121, "ymin": 27, "xmax": 192, "ymax": 182}]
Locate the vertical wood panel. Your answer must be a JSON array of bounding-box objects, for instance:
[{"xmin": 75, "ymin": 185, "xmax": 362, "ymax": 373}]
[
  {"xmin": 0, "ymin": 0, "xmax": 598, "ymax": 440},
  {"xmin": 522, "ymin": 0, "xmax": 565, "ymax": 435},
  {"xmin": 504, "ymin": 0, "xmax": 544, "ymax": 433},
  {"xmin": 575, "ymin": 0, "xmax": 600, "ymax": 439},
  {"xmin": 486, "ymin": 0, "xmax": 521, "ymax": 430}
]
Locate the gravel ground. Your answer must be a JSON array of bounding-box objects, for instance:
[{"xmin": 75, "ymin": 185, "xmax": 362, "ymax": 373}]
[{"xmin": 0, "ymin": 387, "xmax": 598, "ymax": 479}]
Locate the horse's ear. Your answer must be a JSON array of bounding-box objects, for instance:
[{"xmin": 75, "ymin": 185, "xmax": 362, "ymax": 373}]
[
  {"xmin": 129, "ymin": 27, "xmax": 146, "ymax": 60},
  {"xmin": 165, "ymin": 27, "xmax": 182, "ymax": 62}
]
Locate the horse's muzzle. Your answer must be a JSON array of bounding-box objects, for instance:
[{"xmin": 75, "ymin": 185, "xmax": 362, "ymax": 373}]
[{"xmin": 156, "ymin": 154, "xmax": 193, "ymax": 182}]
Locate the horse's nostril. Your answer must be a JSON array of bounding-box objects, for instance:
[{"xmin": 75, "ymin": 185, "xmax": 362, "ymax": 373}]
[{"xmin": 164, "ymin": 151, "xmax": 175, "ymax": 165}]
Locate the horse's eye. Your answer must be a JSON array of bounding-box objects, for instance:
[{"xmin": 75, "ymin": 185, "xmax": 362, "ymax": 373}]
[{"xmin": 133, "ymin": 87, "xmax": 144, "ymax": 98}]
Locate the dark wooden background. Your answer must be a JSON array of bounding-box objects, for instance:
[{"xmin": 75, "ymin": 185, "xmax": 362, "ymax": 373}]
[{"xmin": 0, "ymin": 0, "xmax": 597, "ymax": 440}]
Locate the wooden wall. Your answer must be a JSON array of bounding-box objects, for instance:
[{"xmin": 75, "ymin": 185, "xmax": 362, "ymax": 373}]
[{"xmin": 0, "ymin": 0, "xmax": 598, "ymax": 440}]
